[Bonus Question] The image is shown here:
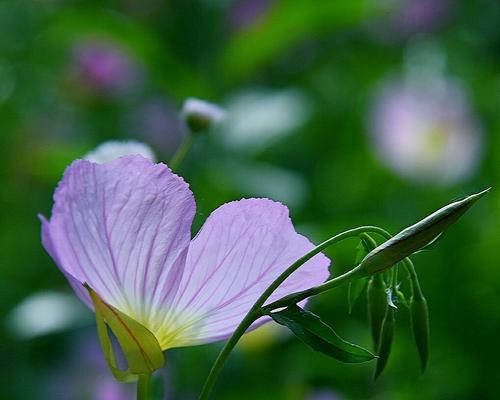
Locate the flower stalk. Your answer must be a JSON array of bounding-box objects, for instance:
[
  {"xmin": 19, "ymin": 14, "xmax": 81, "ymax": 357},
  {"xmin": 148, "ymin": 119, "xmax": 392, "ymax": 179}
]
[
  {"xmin": 169, "ymin": 134, "xmax": 194, "ymax": 171},
  {"xmin": 137, "ymin": 374, "xmax": 151, "ymax": 400}
]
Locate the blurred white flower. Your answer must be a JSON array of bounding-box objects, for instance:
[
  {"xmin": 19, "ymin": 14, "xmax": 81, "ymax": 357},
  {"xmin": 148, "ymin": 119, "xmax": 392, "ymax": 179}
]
[
  {"xmin": 181, "ymin": 97, "xmax": 226, "ymax": 132},
  {"xmin": 7, "ymin": 291, "xmax": 90, "ymax": 339},
  {"xmin": 84, "ymin": 140, "xmax": 156, "ymax": 163},
  {"xmin": 218, "ymin": 88, "xmax": 311, "ymax": 153},
  {"xmin": 369, "ymin": 77, "xmax": 483, "ymax": 186}
]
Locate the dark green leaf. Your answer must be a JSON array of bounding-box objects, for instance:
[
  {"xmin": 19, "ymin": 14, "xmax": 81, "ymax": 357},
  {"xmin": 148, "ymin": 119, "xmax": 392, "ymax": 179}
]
[{"xmin": 268, "ymin": 304, "xmax": 375, "ymax": 363}]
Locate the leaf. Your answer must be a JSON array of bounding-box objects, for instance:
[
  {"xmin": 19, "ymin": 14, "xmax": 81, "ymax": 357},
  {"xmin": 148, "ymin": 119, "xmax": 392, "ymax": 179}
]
[
  {"xmin": 85, "ymin": 284, "xmax": 165, "ymax": 382},
  {"xmin": 268, "ymin": 304, "xmax": 375, "ymax": 363},
  {"xmin": 358, "ymin": 189, "xmax": 490, "ymax": 275}
]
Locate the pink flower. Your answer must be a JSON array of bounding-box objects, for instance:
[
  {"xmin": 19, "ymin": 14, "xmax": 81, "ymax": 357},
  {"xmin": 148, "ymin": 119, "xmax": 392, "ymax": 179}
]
[
  {"xmin": 40, "ymin": 155, "xmax": 329, "ymax": 349},
  {"xmin": 369, "ymin": 77, "xmax": 482, "ymax": 185},
  {"xmin": 71, "ymin": 39, "xmax": 143, "ymax": 95}
]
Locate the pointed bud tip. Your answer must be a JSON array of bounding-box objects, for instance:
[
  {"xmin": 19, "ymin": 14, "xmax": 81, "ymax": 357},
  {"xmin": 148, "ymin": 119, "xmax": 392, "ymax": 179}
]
[{"xmin": 468, "ymin": 187, "xmax": 491, "ymax": 201}]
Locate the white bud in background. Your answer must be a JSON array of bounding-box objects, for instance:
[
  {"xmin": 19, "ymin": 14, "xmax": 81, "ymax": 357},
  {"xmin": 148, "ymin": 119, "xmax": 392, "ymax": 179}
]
[
  {"xmin": 181, "ymin": 97, "xmax": 226, "ymax": 133},
  {"xmin": 84, "ymin": 140, "xmax": 156, "ymax": 163}
]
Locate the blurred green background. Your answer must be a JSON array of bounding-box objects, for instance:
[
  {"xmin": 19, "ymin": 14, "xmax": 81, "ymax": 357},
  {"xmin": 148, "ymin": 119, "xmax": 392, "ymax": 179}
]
[{"xmin": 1, "ymin": 0, "xmax": 499, "ymax": 399}]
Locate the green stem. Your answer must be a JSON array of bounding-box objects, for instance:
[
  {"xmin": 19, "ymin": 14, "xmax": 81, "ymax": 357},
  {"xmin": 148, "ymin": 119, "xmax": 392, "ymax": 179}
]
[
  {"xmin": 199, "ymin": 225, "xmax": 390, "ymax": 400},
  {"xmin": 262, "ymin": 265, "xmax": 364, "ymax": 312},
  {"xmin": 170, "ymin": 134, "xmax": 194, "ymax": 171},
  {"xmin": 403, "ymin": 258, "xmax": 424, "ymax": 299},
  {"xmin": 137, "ymin": 374, "xmax": 151, "ymax": 400}
]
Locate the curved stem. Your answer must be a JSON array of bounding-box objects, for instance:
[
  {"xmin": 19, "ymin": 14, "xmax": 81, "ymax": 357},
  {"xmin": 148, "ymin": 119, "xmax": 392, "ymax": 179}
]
[
  {"xmin": 137, "ymin": 374, "xmax": 151, "ymax": 400},
  {"xmin": 199, "ymin": 225, "xmax": 389, "ymax": 400},
  {"xmin": 403, "ymin": 258, "xmax": 424, "ymax": 298},
  {"xmin": 170, "ymin": 134, "xmax": 194, "ymax": 171}
]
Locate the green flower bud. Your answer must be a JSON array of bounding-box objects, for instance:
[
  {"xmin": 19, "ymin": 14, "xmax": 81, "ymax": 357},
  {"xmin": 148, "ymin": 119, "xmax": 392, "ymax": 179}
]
[
  {"xmin": 411, "ymin": 292, "xmax": 430, "ymax": 373},
  {"xmin": 359, "ymin": 189, "xmax": 489, "ymax": 276},
  {"xmin": 367, "ymin": 274, "xmax": 388, "ymax": 348},
  {"xmin": 374, "ymin": 306, "xmax": 396, "ymax": 380},
  {"xmin": 347, "ymin": 234, "xmax": 378, "ymax": 313}
]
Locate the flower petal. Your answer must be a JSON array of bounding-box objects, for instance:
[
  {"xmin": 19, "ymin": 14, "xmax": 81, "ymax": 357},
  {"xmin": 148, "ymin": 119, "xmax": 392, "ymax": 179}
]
[
  {"xmin": 41, "ymin": 155, "xmax": 195, "ymax": 338},
  {"xmin": 162, "ymin": 199, "xmax": 330, "ymax": 347}
]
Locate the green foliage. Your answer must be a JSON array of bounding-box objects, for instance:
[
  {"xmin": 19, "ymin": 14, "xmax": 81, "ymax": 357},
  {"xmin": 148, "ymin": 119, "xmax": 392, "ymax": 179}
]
[{"xmin": 268, "ymin": 304, "xmax": 375, "ymax": 363}]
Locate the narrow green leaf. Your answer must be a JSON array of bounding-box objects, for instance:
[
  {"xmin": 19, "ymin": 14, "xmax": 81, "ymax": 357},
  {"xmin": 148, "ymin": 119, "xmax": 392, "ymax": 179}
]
[
  {"xmin": 85, "ymin": 284, "xmax": 165, "ymax": 382},
  {"xmin": 374, "ymin": 307, "xmax": 396, "ymax": 380},
  {"xmin": 359, "ymin": 189, "xmax": 489, "ymax": 275},
  {"xmin": 410, "ymin": 293, "xmax": 430, "ymax": 373},
  {"xmin": 268, "ymin": 304, "xmax": 375, "ymax": 363}
]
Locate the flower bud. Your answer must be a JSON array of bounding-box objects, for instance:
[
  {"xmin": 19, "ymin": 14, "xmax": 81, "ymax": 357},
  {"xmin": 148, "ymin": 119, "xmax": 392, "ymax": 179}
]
[
  {"xmin": 359, "ymin": 189, "xmax": 489, "ymax": 275},
  {"xmin": 367, "ymin": 274, "xmax": 388, "ymax": 348},
  {"xmin": 374, "ymin": 306, "xmax": 396, "ymax": 380},
  {"xmin": 181, "ymin": 98, "xmax": 225, "ymax": 133},
  {"xmin": 411, "ymin": 292, "xmax": 430, "ymax": 373}
]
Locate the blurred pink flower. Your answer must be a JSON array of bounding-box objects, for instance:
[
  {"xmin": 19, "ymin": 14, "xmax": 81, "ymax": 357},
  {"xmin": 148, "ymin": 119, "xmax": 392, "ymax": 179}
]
[
  {"xmin": 71, "ymin": 39, "xmax": 143, "ymax": 96},
  {"xmin": 395, "ymin": 0, "xmax": 450, "ymax": 35},
  {"xmin": 369, "ymin": 77, "xmax": 483, "ymax": 185},
  {"xmin": 229, "ymin": 0, "xmax": 273, "ymax": 30},
  {"xmin": 369, "ymin": 0, "xmax": 451, "ymax": 42}
]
